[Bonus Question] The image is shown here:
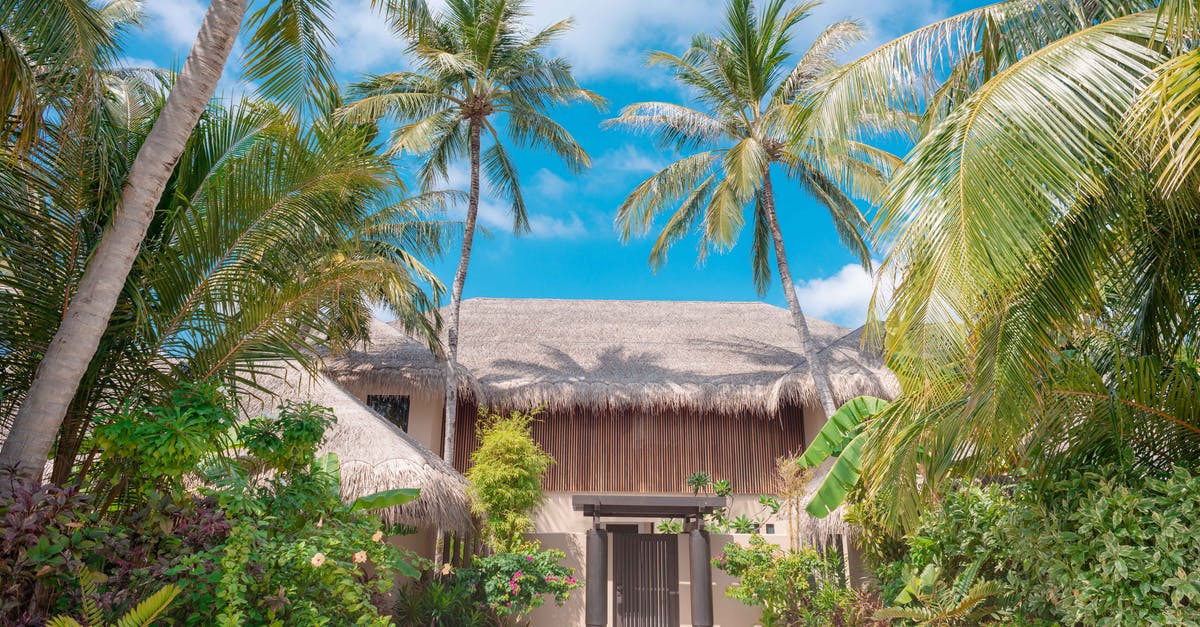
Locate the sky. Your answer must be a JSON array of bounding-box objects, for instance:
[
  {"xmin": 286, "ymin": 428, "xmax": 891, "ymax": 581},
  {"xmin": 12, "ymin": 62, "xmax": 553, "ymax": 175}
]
[{"xmin": 122, "ymin": 0, "xmax": 981, "ymax": 328}]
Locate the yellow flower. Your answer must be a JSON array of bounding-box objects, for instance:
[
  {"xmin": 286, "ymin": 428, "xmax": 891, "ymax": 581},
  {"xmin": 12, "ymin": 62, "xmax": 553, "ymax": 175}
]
[
  {"xmin": 353, "ymin": 551, "xmax": 368, "ymax": 564},
  {"xmin": 310, "ymin": 552, "xmax": 326, "ymax": 568},
  {"xmin": 441, "ymin": 562, "xmax": 453, "ymax": 576},
  {"xmin": 372, "ymin": 530, "xmax": 384, "ymax": 542}
]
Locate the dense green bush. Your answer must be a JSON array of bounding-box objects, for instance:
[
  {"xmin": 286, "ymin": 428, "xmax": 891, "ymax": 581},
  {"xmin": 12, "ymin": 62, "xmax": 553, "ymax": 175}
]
[
  {"xmin": 713, "ymin": 535, "xmax": 876, "ymax": 626},
  {"xmin": 1008, "ymin": 468, "xmax": 1200, "ymax": 624},
  {"xmin": 868, "ymin": 467, "xmax": 1200, "ymax": 625},
  {"xmin": 2, "ymin": 381, "xmax": 418, "ymax": 625},
  {"xmin": 466, "ymin": 409, "xmax": 554, "ymax": 552}
]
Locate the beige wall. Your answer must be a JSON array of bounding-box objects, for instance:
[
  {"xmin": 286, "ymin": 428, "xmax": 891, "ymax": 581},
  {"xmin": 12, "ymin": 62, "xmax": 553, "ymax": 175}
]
[{"xmin": 342, "ymin": 382, "xmax": 445, "ymax": 455}]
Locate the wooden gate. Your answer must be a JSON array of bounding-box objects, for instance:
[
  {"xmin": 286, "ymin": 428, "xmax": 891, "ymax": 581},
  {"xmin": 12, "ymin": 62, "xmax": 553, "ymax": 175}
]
[{"xmin": 613, "ymin": 533, "xmax": 679, "ymax": 627}]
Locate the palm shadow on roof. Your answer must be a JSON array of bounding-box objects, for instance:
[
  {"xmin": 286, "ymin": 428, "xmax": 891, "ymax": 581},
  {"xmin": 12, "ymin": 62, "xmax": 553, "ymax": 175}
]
[{"xmin": 481, "ymin": 337, "xmax": 809, "ymax": 388}]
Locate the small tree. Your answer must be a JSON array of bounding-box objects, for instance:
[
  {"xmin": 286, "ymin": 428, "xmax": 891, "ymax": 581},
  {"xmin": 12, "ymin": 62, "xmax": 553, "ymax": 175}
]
[{"xmin": 466, "ymin": 409, "xmax": 554, "ymax": 552}]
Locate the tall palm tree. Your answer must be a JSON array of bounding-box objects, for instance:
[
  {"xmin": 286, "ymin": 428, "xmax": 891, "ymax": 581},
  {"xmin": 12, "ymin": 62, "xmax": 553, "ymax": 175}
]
[
  {"xmin": 0, "ymin": 0, "xmax": 341, "ymax": 481},
  {"xmin": 339, "ymin": 0, "xmax": 605, "ymax": 466},
  {"xmin": 799, "ymin": 0, "xmax": 1200, "ymax": 529},
  {"xmin": 608, "ymin": 0, "xmax": 894, "ymax": 418},
  {"xmin": 1, "ymin": 79, "xmax": 453, "ymax": 484}
]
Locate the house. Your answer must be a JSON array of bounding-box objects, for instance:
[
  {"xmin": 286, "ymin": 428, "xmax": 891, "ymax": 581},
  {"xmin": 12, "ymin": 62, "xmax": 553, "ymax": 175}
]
[
  {"xmin": 326, "ymin": 298, "xmax": 897, "ymax": 626},
  {"xmin": 241, "ymin": 364, "xmax": 474, "ymax": 553}
]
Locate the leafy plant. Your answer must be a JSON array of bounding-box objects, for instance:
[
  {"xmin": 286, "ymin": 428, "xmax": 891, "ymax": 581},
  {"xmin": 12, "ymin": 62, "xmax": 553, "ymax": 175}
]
[
  {"xmin": 239, "ymin": 401, "xmax": 336, "ymax": 473},
  {"xmin": 874, "ymin": 563, "xmax": 1001, "ymax": 626},
  {"xmin": 47, "ymin": 571, "xmax": 179, "ymax": 627},
  {"xmin": 457, "ymin": 548, "xmax": 582, "ymax": 622},
  {"xmin": 687, "ymin": 471, "xmax": 712, "ymax": 495},
  {"xmin": 394, "ymin": 573, "xmax": 496, "ymax": 627},
  {"xmin": 656, "ymin": 519, "xmax": 684, "ymax": 534},
  {"xmin": 795, "ymin": 396, "xmax": 889, "ymax": 517},
  {"xmin": 466, "ymin": 409, "xmax": 555, "ymax": 552},
  {"xmin": 714, "ymin": 535, "xmax": 851, "ymax": 627}
]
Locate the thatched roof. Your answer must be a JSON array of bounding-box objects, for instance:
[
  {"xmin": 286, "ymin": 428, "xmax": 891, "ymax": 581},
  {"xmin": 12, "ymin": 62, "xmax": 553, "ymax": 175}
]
[
  {"xmin": 241, "ymin": 365, "xmax": 473, "ymax": 534},
  {"xmin": 329, "ymin": 298, "xmax": 897, "ymax": 414}
]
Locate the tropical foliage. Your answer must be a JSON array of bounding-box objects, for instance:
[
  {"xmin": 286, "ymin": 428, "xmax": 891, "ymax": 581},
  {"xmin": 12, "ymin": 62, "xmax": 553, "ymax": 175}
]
[
  {"xmin": 609, "ymin": 0, "xmax": 895, "ymax": 416},
  {"xmin": 466, "ymin": 409, "xmax": 554, "ymax": 552},
  {"xmin": 859, "ymin": 468, "xmax": 1200, "ymax": 625},
  {"xmin": 714, "ymin": 534, "xmax": 888, "ymax": 627},
  {"xmin": 0, "ymin": 383, "xmax": 418, "ymax": 625},
  {"xmin": 0, "ymin": 77, "xmax": 450, "ymax": 484},
  {"xmin": 782, "ymin": 0, "xmax": 1200, "ymax": 529},
  {"xmin": 0, "ymin": 0, "xmax": 358, "ymax": 481},
  {"xmin": 338, "ymin": 0, "xmax": 605, "ymax": 465}
]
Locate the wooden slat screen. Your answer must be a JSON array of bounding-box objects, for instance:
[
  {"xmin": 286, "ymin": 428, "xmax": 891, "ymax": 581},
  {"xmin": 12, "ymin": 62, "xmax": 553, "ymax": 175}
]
[{"xmin": 453, "ymin": 402, "xmax": 806, "ymax": 494}]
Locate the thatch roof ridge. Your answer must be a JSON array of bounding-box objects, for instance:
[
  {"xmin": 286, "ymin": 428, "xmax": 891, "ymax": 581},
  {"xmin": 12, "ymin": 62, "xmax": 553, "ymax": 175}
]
[
  {"xmin": 329, "ymin": 298, "xmax": 897, "ymax": 413},
  {"xmin": 241, "ymin": 365, "xmax": 473, "ymax": 534}
]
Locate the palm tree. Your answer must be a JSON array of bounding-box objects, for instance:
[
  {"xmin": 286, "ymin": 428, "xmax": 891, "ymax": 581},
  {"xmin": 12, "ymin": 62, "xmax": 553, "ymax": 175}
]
[
  {"xmin": 0, "ymin": 0, "xmax": 342, "ymax": 481},
  {"xmin": 800, "ymin": 0, "xmax": 1200, "ymax": 528},
  {"xmin": 1, "ymin": 80, "xmax": 453, "ymax": 484},
  {"xmin": 338, "ymin": 0, "xmax": 605, "ymax": 467},
  {"xmin": 607, "ymin": 0, "xmax": 894, "ymax": 418}
]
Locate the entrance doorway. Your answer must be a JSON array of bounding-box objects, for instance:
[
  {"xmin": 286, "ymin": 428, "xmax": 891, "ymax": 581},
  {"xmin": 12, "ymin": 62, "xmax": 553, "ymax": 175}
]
[{"xmin": 613, "ymin": 532, "xmax": 679, "ymax": 627}]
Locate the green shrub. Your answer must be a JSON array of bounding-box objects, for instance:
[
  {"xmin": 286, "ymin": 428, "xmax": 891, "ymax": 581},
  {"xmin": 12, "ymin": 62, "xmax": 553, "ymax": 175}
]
[
  {"xmin": 466, "ymin": 409, "xmax": 554, "ymax": 552},
  {"xmin": 714, "ymin": 535, "xmax": 854, "ymax": 626},
  {"xmin": 457, "ymin": 548, "xmax": 583, "ymax": 622},
  {"xmin": 4, "ymin": 382, "xmax": 418, "ymax": 626},
  {"xmin": 867, "ymin": 467, "xmax": 1200, "ymax": 625},
  {"xmin": 1007, "ymin": 467, "xmax": 1200, "ymax": 624}
]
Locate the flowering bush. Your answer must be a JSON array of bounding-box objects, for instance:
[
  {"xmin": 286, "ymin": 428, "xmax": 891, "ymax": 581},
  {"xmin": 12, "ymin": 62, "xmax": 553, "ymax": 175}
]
[{"xmin": 458, "ymin": 548, "xmax": 582, "ymax": 621}]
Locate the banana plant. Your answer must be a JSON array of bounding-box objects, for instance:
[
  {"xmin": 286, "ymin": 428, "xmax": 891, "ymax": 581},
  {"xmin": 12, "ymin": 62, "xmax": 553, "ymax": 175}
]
[{"xmin": 796, "ymin": 396, "xmax": 890, "ymax": 517}]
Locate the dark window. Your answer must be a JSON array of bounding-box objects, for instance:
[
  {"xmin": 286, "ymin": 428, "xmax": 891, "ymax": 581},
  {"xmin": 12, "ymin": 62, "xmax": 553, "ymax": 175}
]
[
  {"xmin": 765, "ymin": 523, "xmax": 776, "ymax": 534},
  {"xmin": 367, "ymin": 395, "xmax": 410, "ymax": 432}
]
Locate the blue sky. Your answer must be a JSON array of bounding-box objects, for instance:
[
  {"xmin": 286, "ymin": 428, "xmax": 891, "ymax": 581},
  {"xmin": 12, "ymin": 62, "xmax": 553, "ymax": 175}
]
[{"xmin": 122, "ymin": 0, "xmax": 982, "ymax": 327}]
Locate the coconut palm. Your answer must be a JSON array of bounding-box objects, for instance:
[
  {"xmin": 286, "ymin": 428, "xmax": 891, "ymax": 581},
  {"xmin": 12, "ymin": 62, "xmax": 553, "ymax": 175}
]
[
  {"xmin": 0, "ymin": 78, "xmax": 454, "ymax": 484},
  {"xmin": 608, "ymin": 0, "xmax": 894, "ymax": 418},
  {"xmin": 338, "ymin": 0, "xmax": 605, "ymax": 466},
  {"xmin": 0, "ymin": 0, "xmax": 344, "ymax": 480},
  {"xmin": 801, "ymin": 0, "xmax": 1200, "ymax": 528}
]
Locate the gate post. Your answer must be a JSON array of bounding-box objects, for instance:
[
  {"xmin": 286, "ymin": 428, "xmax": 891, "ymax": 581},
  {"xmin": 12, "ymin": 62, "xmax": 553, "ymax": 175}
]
[
  {"xmin": 586, "ymin": 527, "xmax": 608, "ymax": 626},
  {"xmin": 689, "ymin": 528, "xmax": 713, "ymax": 626}
]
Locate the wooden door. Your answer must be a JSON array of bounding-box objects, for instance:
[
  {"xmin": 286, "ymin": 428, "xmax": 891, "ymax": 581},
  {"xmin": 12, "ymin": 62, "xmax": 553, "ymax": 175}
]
[{"xmin": 613, "ymin": 533, "xmax": 679, "ymax": 627}]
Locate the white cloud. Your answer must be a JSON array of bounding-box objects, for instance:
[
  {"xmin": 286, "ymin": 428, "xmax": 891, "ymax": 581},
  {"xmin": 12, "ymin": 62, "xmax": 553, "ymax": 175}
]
[
  {"xmin": 527, "ymin": 212, "xmax": 587, "ymax": 239},
  {"xmin": 519, "ymin": 0, "xmax": 950, "ymax": 79},
  {"xmin": 141, "ymin": 0, "xmax": 206, "ymax": 49},
  {"xmin": 531, "ymin": 168, "xmax": 572, "ymax": 200},
  {"xmin": 328, "ymin": 0, "xmax": 412, "ymax": 75},
  {"xmin": 794, "ymin": 262, "xmax": 892, "ymax": 327}
]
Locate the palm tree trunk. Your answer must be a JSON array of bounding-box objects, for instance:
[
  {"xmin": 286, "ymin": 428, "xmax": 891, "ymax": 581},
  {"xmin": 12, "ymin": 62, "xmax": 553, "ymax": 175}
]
[
  {"xmin": 761, "ymin": 167, "xmax": 840, "ymax": 418},
  {"xmin": 0, "ymin": 0, "xmax": 246, "ymax": 482},
  {"xmin": 441, "ymin": 118, "xmax": 483, "ymax": 466}
]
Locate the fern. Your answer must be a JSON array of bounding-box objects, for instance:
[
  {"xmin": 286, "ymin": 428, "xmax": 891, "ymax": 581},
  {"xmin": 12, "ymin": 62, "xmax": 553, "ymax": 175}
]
[{"xmin": 48, "ymin": 570, "xmax": 180, "ymax": 627}]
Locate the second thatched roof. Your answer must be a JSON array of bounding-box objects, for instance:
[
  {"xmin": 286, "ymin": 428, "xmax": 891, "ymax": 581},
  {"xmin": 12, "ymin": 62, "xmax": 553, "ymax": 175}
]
[
  {"xmin": 328, "ymin": 298, "xmax": 897, "ymax": 414},
  {"xmin": 241, "ymin": 364, "xmax": 473, "ymax": 534}
]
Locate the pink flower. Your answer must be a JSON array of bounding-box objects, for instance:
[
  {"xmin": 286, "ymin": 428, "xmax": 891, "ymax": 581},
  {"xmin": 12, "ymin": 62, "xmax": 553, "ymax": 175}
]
[
  {"xmin": 566, "ymin": 577, "xmax": 577, "ymax": 584},
  {"xmin": 352, "ymin": 551, "xmax": 368, "ymax": 564},
  {"xmin": 526, "ymin": 556, "xmax": 534, "ymax": 561},
  {"xmin": 546, "ymin": 575, "xmax": 555, "ymax": 582}
]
